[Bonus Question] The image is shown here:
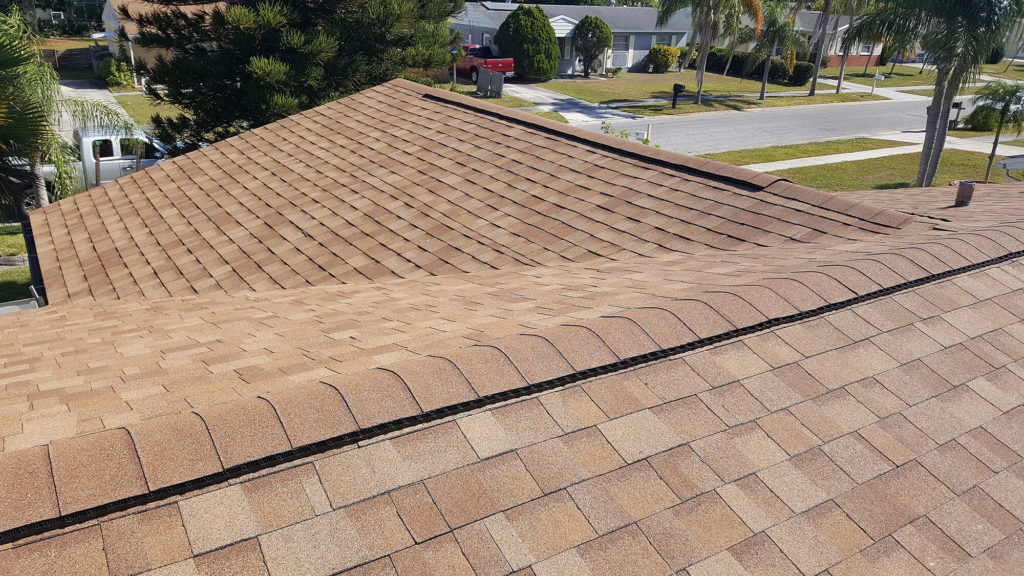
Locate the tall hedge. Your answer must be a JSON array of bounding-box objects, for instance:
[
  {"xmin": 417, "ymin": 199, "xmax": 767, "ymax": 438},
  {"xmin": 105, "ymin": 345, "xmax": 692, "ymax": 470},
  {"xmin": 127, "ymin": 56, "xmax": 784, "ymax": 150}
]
[
  {"xmin": 572, "ymin": 15, "xmax": 612, "ymax": 78},
  {"xmin": 495, "ymin": 5, "xmax": 560, "ymax": 81}
]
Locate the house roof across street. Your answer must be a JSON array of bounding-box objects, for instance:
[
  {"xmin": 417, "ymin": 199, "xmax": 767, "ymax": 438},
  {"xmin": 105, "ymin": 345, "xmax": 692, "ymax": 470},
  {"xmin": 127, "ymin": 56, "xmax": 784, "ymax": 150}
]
[
  {"xmin": 2, "ymin": 79, "xmax": 1024, "ymax": 575},
  {"xmin": 457, "ymin": 2, "xmax": 692, "ymax": 33}
]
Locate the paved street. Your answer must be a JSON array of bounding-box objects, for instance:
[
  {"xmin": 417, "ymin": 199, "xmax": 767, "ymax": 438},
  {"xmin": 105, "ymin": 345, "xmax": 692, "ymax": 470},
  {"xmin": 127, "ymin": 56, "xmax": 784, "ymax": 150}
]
[{"xmin": 587, "ymin": 98, "xmax": 933, "ymax": 155}]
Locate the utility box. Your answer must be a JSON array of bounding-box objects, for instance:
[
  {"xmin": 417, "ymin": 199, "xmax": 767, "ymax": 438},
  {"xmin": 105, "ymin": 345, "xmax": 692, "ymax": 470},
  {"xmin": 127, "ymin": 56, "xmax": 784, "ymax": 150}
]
[{"xmin": 477, "ymin": 68, "xmax": 504, "ymax": 98}]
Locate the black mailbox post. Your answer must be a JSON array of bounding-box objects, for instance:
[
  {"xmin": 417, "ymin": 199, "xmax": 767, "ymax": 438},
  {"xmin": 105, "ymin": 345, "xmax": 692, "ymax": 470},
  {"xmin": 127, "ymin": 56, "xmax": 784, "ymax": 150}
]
[
  {"xmin": 672, "ymin": 83, "xmax": 686, "ymax": 108},
  {"xmin": 949, "ymin": 101, "xmax": 964, "ymax": 130}
]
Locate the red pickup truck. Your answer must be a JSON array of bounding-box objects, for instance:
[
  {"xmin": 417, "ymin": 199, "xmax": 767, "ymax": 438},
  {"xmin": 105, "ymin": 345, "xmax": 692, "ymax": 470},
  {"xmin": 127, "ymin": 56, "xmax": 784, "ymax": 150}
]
[{"xmin": 455, "ymin": 44, "xmax": 514, "ymax": 83}]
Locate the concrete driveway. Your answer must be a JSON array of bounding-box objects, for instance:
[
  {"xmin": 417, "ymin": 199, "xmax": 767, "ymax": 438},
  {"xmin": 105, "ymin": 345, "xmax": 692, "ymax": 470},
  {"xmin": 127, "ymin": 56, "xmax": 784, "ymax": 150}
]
[
  {"xmin": 501, "ymin": 83, "xmax": 639, "ymax": 124},
  {"xmin": 57, "ymin": 79, "xmax": 130, "ymax": 139}
]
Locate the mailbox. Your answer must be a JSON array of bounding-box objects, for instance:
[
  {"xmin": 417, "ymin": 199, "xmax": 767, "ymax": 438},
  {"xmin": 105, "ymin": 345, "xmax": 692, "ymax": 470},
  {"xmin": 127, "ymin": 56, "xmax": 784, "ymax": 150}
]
[{"xmin": 671, "ymin": 83, "xmax": 686, "ymax": 108}]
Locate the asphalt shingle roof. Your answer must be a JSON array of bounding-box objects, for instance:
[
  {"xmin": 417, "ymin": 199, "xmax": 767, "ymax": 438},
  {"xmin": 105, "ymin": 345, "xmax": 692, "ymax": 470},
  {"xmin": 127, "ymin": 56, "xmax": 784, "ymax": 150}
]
[{"xmin": 3, "ymin": 79, "xmax": 1024, "ymax": 574}]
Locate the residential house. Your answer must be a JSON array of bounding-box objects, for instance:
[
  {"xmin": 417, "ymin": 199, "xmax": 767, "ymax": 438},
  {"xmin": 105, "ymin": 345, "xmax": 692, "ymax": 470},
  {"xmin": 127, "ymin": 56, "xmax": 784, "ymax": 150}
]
[
  {"xmin": 793, "ymin": 10, "xmax": 883, "ymax": 68},
  {"xmin": 1, "ymin": 79, "xmax": 1024, "ymax": 573},
  {"xmin": 99, "ymin": 0, "xmax": 218, "ymax": 69},
  {"xmin": 452, "ymin": 2, "xmax": 692, "ymax": 74}
]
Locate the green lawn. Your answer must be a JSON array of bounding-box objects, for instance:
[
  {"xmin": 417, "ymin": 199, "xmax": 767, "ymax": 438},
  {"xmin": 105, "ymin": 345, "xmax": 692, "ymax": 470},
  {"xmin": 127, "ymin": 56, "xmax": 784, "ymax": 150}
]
[
  {"xmin": 114, "ymin": 94, "xmax": 183, "ymax": 126},
  {"xmin": 39, "ymin": 36, "xmax": 98, "ymax": 50},
  {"xmin": 948, "ymin": 129, "xmax": 998, "ymax": 138},
  {"xmin": 0, "ymin": 224, "xmax": 26, "ymax": 257},
  {"xmin": 701, "ymin": 138, "xmax": 907, "ymax": 166},
  {"xmin": 825, "ymin": 64, "xmax": 936, "ymax": 87},
  {"xmin": 541, "ymin": 70, "xmax": 796, "ymax": 104},
  {"xmin": 982, "ymin": 60, "xmax": 1024, "ymax": 82},
  {"xmin": 0, "ymin": 267, "xmax": 30, "ymax": 303},
  {"xmin": 531, "ymin": 110, "xmax": 568, "ymax": 123},
  {"xmin": 472, "ymin": 93, "xmax": 534, "ymax": 108},
  {"xmin": 770, "ymin": 150, "xmax": 1006, "ymax": 191},
  {"xmin": 619, "ymin": 92, "xmax": 886, "ymax": 116}
]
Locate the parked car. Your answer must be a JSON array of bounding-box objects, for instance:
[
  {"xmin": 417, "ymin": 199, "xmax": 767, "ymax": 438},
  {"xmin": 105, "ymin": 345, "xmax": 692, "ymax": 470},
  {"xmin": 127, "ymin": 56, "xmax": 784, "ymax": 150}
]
[
  {"xmin": 60, "ymin": 127, "xmax": 168, "ymax": 189},
  {"xmin": 455, "ymin": 44, "xmax": 514, "ymax": 83}
]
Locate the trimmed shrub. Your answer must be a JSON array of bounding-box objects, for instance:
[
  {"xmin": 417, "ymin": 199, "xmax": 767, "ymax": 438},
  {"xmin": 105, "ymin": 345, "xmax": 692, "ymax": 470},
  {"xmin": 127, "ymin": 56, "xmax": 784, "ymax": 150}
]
[
  {"xmin": 963, "ymin": 105, "xmax": 1001, "ymax": 131},
  {"xmin": 573, "ymin": 15, "xmax": 612, "ymax": 78},
  {"xmin": 679, "ymin": 43, "xmax": 699, "ymax": 68},
  {"xmin": 495, "ymin": 5, "xmax": 560, "ymax": 81},
  {"xmin": 705, "ymin": 46, "xmax": 730, "ymax": 73},
  {"xmin": 988, "ymin": 45, "xmax": 1007, "ymax": 65},
  {"xmin": 788, "ymin": 61, "xmax": 814, "ymax": 86},
  {"xmin": 647, "ymin": 44, "xmax": 681, "ymax": 73}
]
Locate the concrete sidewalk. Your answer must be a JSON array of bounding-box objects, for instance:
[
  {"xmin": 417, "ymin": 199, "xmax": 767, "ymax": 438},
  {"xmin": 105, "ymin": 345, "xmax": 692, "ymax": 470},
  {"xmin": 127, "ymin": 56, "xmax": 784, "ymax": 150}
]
[
  {"xmin": 813, "ymin": 77, "xmax": 929, "ymax": 102},
  {"xmin": 500, "ymin": 83, "xmax": 639, "ymax": 124}
]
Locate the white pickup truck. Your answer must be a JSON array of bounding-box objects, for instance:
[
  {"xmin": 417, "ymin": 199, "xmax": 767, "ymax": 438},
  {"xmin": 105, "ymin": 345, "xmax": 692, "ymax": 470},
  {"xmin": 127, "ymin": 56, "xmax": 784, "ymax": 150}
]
[{"xmin": 43, "ymin": 127, "xmax": 169, "ymax": 190}]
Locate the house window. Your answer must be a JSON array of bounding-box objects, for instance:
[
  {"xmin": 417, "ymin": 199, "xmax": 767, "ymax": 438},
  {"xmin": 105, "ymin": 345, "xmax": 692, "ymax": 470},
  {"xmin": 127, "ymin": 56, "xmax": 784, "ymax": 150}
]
[
  {"xmin": 559, "ymin": 36, "xmax": 570, "ymax": 59},
  {"xmin": 613, "ymin": 35, "xmax": 629, "ymax": 52},
  {"xmin": 654, "ymin": 34, "xmax": 673, "ymax": 46},
  {"xmin": 465, "ymin": 33, "xmax": 472, "ymax": 44},
  {"xmin": 482, "ymin": 33, "xmax": 491, "ymax": 46},
  {"xmin": 860, "ymin": 44, "xmax": 873, "ymax": 55}
]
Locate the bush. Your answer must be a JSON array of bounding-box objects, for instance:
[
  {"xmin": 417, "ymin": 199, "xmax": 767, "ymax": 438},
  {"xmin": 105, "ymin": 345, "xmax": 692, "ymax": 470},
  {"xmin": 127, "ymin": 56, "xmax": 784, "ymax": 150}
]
[
  {"xmin": 878, "ymin": 43, "xmax": 896, "ymax": 67},
  {"xmin": 788, "ymin": 61, "xmax": 814, "ymax": 86},
  {"xmin": 573, "ymin": 15, "xmax": 612, "ymax": 78},
  {"xmin": 988, "ymin": 45, "xmax": 1006, "ymax": 65},
  {"xmin": 495, "ymin": 5, "xmax": 560, "ymax": 81},
  {"xmin": 679, "ymin": 43, "xmax": 698, "ymax": 68},
  {"xmin": 98, "ymin": 56, "xmax": 132, "ymax": 87},
  {"xmin": 647, "ymin": 44, "xmax": 681, "ymax": 73},
  {"xmin": 705, "ymin": 46, "xmax": 730, "ymax": 73},
  {"xmin": 964, "ymin": 105, "xmax": 1001, "ymax": 131}
]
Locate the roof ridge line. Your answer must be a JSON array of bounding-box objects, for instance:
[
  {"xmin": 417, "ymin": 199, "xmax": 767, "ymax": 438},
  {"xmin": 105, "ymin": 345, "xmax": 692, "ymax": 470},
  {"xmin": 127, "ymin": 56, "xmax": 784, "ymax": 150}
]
[
  {"xmin": 393, "ymin": 79, "xmax": 911, "ymax": 230},
  {"xmin": 2, "ymin": 229, "xmax": 1022, "ymax": 546}
]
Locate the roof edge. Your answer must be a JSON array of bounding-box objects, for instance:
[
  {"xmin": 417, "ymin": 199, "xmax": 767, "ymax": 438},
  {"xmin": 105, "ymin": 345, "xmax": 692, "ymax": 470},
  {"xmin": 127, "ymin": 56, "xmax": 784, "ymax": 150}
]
[{"xmin": 393, "ymin": 79, "xmax": 912, "ymax": 230}]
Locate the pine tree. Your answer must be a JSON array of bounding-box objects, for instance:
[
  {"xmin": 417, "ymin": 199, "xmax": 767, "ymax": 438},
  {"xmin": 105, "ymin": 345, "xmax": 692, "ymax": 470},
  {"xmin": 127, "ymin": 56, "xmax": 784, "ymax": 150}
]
[
  {"xmin": 121, "ymin": 0, "xmax": 463, "ymax": 153},
  {"xmin": 495, "ymin": 5, "xmax": 560, "ymax": 82},
  {"xmin": 573, "ymin": 15, "xmax": 612, "ymax": 78}
]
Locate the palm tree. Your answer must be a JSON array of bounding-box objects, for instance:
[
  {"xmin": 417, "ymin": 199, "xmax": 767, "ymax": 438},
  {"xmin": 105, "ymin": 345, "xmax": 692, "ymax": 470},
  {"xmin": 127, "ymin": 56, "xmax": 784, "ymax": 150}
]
[
  {"xmin": 847, "ymin": 0, "xmax": 1024, "ymax": 188},
  {"xmin": 791, "ymin": 0, "xmax": 833, "ymax": 96},
  {"xmin": 0, "ymin": 7, "xmax": 130, "ymax": 218},
  {"xmin": 723, "ymin": 25, "xmax": 757, "ymax": 76},
  {"xmin": 747, "ymin": 0, "xmax": 808, "ymax": 101},
  {"xmin": 659, "ymin": 0, "xmax": 763, "ymax": 105},
  {"xmin": 833, "ymin": 0, "xmax": 874, "ymax": 94},
  {"xmin": 974, "ymin": 80, "xmax": 1024, "ymax": 183}
]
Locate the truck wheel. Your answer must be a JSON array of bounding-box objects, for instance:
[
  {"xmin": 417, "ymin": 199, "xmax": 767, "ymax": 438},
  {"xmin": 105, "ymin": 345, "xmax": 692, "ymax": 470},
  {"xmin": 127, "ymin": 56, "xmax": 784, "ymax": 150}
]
[{"xmin": 470, "ymin": 67, "xmax": 478, "ymax": 83}]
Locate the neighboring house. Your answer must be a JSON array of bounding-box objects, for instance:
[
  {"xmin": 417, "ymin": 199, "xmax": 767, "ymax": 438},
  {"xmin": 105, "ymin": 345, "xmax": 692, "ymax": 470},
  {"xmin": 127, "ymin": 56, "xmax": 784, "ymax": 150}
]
[
  {"xmin": 3, "ymin": 78, "xmax": 1024, "ymax": 574},
  {"xmin": 99, "ymin": 0, "xmax": 219, "ymax": 69},
  {"xmin": 793, "ymin": 10, "xmax": 883, "ymax": 68},
  {"xmin": 452, "ymin": 2, "xmax": 692, "ymax": 74},
  {"xmin": 734, "ymin": 10, "xmax": 883, "ymax": 68}
]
